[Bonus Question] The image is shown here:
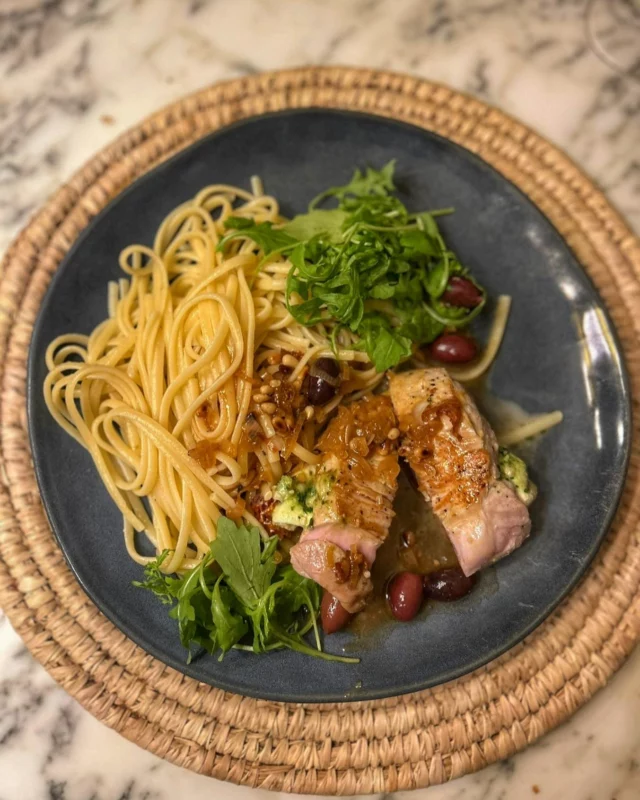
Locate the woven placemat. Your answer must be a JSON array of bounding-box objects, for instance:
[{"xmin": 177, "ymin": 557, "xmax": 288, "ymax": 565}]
[{"xmin": 0, "ymin": 67, "xmax": 639, "ymax": 794}]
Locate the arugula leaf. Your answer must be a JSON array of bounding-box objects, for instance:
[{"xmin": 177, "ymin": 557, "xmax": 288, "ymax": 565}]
[
  {"xmin": 309, "ymin": 160, "xmax": 396, "ymax": 208},
  {"xmin": 397, "ymin": 306, "xmax": 444, "ymax": 344},
  {"xmin": 217, "ymin": 216, "xmax": 297, "ymax": 255},
  {"xmin": 261, "ymin": 533, "xmax": 279, "ymax": 564},
  {"xmin": 422, "ymin": 258, "xmax": 449, "ymax": 299},
  {"xmin": 211, "ymin": 579, "xmax": 248, "ymax": 653},
  {"xmin": 415, "ymin": 211, "xmax": 441, "ymax": 240},
  {"xmin": 249, "ymin": 564, "xmax": 324, "ymax": 654},
  {"xmin": 210, "ymin": 517, "xmax": 276, "ymax": 608},
  {"xmin": 369, "ymin": 282, "xmax": 397, "ymax": 300},
  {"xmin": 172, "ymin": 562, "xmax": 212, "ymax": 654},
  {"xmin": 356, "ymin": 313, "xmax": 413, "ymax": 371},
  {"xmin": 132, "ymin": 550, "xmax": 181, "ymax": 604},
  {"xmin": 282, "ymin": 209, "xmax": 347, "ymax": 242},
  {"xmin": 400, "ymin": 229, "xmax": 438, "ymax": 259},
  {"xmin": 275, "ymin": 565, "xmax": 321, "ymax": 618},
  {"xmin": 430, "ymin": 295, "xmax": 486, "ymax": 325}
]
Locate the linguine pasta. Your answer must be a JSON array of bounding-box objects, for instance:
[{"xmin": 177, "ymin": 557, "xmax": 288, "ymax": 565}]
[{"xmin": 44, "ymin": 183, "xmax": 381, "ymax": 572}]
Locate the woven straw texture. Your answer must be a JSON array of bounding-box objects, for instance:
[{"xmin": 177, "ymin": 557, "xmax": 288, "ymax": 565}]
[{"xmin": 0, "ymin": 67, "xmax": 639, "ymax": 794}]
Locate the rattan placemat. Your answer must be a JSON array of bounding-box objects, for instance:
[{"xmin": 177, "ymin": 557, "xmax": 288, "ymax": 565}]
[{"xmin": 0, "ymin": 67, "xmax": 638, "ymax": 794}]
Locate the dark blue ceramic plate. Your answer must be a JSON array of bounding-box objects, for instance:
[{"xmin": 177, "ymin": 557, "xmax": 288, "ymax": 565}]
[{"xmin": 27, "ymin": 110, "xmax": 630, "ymax": 702}]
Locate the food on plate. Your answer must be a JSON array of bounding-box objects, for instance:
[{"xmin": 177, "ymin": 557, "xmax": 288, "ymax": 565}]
[
  {"xmin": 287, "ymin": 394, "xmax": 400, "ymax": 613},
  {"xmin": 423, "ymin": 567, "xmax": 476, "ymax": 601},
  {"xmin": 389, "ymin": 368, "xmax": 533, "ymax": 577},
  {"xmin": 387, "ymin": 572, "xmax": 425, "ymax": 622},
  {"xmin": 44, "ymin": 162, "xmax": 562, "ymax": 662}
]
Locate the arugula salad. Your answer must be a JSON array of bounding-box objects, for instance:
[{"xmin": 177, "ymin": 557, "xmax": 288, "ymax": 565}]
[
  {"xmin": 219, "ymin": 160, "xmax": 485, "ymax": 371},
  {"xmin": 135, "ymin": 518, "xmax": 357, "ymax": 663}
]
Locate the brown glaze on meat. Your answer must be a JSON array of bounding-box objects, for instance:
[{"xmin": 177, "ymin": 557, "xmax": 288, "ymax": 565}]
[
  {"xmin": 288, "ymin": 395, "xmax": 401, "ymax": 611},
  {"xmin": 391, "ymin": 370, "xmax": 497, "ymax": 520},
  {"xmin": 406, "ymin": 396, "xmax": 493, "ymax": 515},
  {"xmin": 315, "ymin": 395, "xmax": 399, "ymax": 537}
]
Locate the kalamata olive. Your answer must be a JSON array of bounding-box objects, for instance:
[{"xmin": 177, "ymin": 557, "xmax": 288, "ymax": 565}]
[
  {"xmin": 313, "ymin": 357, "xmax": 341, "ymax": 379},
  {"xmin": 321, "ymin": 591, "xmax": 353, "ymax": 634},
  {"xmin": 423, "ymin": 567, "xmax": 475, "ymax": 601},
  {"xmin": 429, "ymin": 333, "xmax": 478, "ymax": 363},
  {"xmin": 387, "ymin": 572, "xmax": 424, "ymax": 621},
  {"xmin": 442, "ymin": 276, "xmax": 483, "ymax": 308},
  {"xmin": 305, "ymin": 357, "xmax": 342, "ymax": 405},
  {"xmin": 304, "ymin": 374, "xmax": 337, "ymax": 405}
]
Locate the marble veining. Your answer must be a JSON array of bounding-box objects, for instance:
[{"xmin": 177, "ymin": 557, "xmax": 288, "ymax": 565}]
[{"xmin": 0, "ymin": 0, "xmax": 639, "ymax": 798}]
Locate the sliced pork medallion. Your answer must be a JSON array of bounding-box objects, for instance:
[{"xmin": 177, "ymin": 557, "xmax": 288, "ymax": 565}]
[
  {"xmin": 287, "ymin": 395, "xmax": 400, "ymax": 613},
  {"xmin": 389, "ymin": 368, "xmax": 533, "ymax": 576},
  {"xmin": 290, "ymin": 525, "xmax": 382, "ymax": 613}
]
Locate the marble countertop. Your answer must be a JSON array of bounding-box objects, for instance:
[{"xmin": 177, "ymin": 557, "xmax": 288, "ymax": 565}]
[{"xmin": 1, "ymin": 1, "xmax": 639, "ymax": 798}]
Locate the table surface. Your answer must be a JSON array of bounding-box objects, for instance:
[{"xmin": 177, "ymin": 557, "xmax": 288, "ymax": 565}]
[{"xmin": 1, "ymin": 1, "xmax": 639, "ymax": 799}]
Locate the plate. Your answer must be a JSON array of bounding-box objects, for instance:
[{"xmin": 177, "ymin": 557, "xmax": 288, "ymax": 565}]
[{"xmin": 27, "ymin": 109, "xmax": 630, "ymax": 702}]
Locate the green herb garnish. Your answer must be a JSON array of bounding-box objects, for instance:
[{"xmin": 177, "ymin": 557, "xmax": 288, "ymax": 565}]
[
  {"xmin": 217, "ymin": 162, "xmax": 485, "ymax": 371},
  {"xmin": 134, "ymin": 517, "xmax": 358, "ymax": 663},
  {"xmin": 217, "ymin": 216, "xmax": 297, "ymax": 255},
  {"xmin": 308, "ymin": 160, "xmax": 396, "ymax": 209}
]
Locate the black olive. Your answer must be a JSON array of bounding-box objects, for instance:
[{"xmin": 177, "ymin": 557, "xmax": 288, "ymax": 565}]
[
  {"xmin": 387, "ymin": 572, "xmax": 423, "ymax": 621},
  {"xmin": 423, "ymin": 567, "xmax": 475, "ymax": 601},
  {"xmin": 304, "ymin": 357, "xmax": 341, "ymax": 406},
  {"xmin": 321, "ymin": 591, "xmax": 353, "ymax": 633},
  {"xmin": 429, "ymin": 333, "xmax": 478, "ymax": 364},
  {"xmin": 313, "ymin": 357, "xmax": 341, "ymax": 380},
  {"xmin": 304, "ymin": 375, "xmax": 337, "ymax": 406}
]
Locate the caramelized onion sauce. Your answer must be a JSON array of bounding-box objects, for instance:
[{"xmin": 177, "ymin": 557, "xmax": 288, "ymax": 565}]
[
  {"xmin": 318, "ymin": 395, "xmax": 399, "ymax": 484},
  {"xmin": 188, "ymin": 364, "xmax": 309, "ymax": 482}
]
